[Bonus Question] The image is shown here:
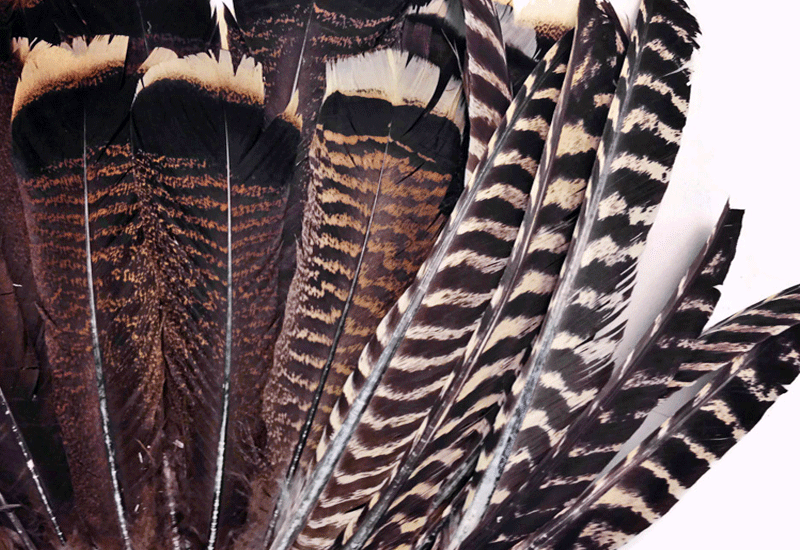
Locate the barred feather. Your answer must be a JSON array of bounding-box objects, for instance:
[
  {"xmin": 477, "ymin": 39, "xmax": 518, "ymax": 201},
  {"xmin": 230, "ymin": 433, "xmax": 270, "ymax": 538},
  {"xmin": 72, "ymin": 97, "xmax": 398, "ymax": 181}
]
[
  {"xmin": 450, "ymin": 0, "xmax": 700, "ymax": 545},
  {"xmin": 257, "ymin": 49, "xmax": 466, "ymax": 532},
  {"xmin": 459, "ymin": 205, "xmax": 742, "ymax": 550},
  {"xmin": 462, "ymin": 0, "xmax": 512, "ymax": 183},
  {"xmin": 533, "ymin": 297, "xmax": 800, "ymax": 550},
  {"xmin": 362, "ymin": 4, "xmax": 626, "ymax": 547},
  {"xmin": 273, "ymin": 27, "xmax": 571, "ymax": 550}
]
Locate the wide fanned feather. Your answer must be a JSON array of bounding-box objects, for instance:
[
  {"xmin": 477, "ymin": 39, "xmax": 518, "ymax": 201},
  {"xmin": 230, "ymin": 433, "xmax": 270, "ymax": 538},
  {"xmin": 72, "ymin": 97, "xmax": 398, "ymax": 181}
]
[
  {"xmin": 256, "ymin": 48, "xmax": 465, "ymax": 535},
  {"xmin": 450, "ymin": 0, "xmax": 700, "ymax": 546},
  {"xmin": 11, "ymin": 36, "xmax": 137, "ymax": 550},
  {"xmin": 130, "ymin": 50, "xmax": 298, "ymax": 550}
]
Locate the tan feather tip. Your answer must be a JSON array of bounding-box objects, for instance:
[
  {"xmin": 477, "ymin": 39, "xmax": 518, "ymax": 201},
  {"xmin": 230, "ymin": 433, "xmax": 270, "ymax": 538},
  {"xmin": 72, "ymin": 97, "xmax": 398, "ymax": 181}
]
[
  {"xmin": 280, "ymin": 90, "xmax": 303, "ymax": 130},
  {"xmin": 137, "ymin": 50, "xmax": 265, "ymax": 106},
  {"xmin": 325, "ymin": 49, "xmax": 465, "ymax": 133},
  {"xmin": 515, "ymin": 0, "xmax": 579, "ymax": 39},
  {"xmin": 13, "ymin": 35, "xmax": 129, "ymax": 120}
]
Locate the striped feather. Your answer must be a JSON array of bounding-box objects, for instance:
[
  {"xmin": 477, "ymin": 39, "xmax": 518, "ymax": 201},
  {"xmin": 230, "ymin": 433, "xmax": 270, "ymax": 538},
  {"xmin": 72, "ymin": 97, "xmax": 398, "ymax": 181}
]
[
  {"xmin": 274, "ymin": 29, "xmax": 572, "ymax": 550},
  {"xmin": 255, "ymin": 48, "xmax": 465, "ymax": 536},
  {"xmin": 450, "ymin": 0, "xmax": 700, "ymax": 546},
  {"xmin": 359, "ymin": 4, "xmax": 626, "ymax": 547},
  {"xmin": 532, "ymin": 296, "xmax": 800, "ymax": 550},
  {"xmin": 11, "ymin": 36, "xmax": 136, "ymax": 549},
  {"xmin": 130, "ymin": 50, "xmax": 297, "ymax": 550},
  {"xmin": 462, "ymin": 0, "xmax": 513, "ymax": 183},
  {"xmin": 459, "ymin": 205, "xmax": 742, "ymax": 550}
]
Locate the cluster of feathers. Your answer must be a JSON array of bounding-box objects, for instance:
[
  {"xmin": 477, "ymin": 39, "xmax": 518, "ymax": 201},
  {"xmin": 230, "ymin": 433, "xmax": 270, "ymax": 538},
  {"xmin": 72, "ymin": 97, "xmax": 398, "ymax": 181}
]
[{"xmin": 0, "ymin": 0, "xmax": 798, "ymax": 549}]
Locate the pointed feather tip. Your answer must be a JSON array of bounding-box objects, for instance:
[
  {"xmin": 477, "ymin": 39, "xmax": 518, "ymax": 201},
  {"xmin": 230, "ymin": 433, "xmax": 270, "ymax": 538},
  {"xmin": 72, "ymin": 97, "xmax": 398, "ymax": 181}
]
[
  {"xmin": 324, "ymin": 49, "xmax": 466, "ymax": 134},
  {"xmin": 12, "ymin": 35, "xmax": 128, "ymax": 120},
  {"xmin": 137, "ymin": 49, "xmax": 264, "ymax": 106}
]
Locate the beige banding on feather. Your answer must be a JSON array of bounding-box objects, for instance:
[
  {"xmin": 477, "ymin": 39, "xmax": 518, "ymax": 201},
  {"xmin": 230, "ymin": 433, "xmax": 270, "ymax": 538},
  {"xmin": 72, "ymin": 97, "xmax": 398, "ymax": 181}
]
[
  {"xmin": 514, "ymin": 0, "xmax": 580, "ymax": 40},
  {"xmin": 13, "ymin": 36, "xmax": 129, "ymax": 120},
  {"xmin": 138, "ymin": 50, "xmax": 264, "ymax": 106},
  {"xmin": 324, "ymin": 49, "xmax": 466, "ymax": 133}
]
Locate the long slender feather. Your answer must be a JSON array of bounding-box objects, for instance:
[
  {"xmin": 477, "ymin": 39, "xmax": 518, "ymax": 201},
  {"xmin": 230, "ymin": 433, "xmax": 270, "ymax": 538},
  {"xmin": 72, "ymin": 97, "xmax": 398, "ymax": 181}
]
[
  {"xmin": 279, "ymin": 30, "xmax": 571, "ymax": 550},
  {"xmin": 373, "ymin": 5, "xmax": 626, "ymax": 547},
  {"xmin": 450, "ymin": 0, "xmax": 700, "ymax": 546},
  {"xmin": 459, "ymin": 205, "xmax": 742, "ymax": 550},
  {"xmin": 532, "ymin": 292, "xmax": 800, "ymax": 550},
  {"xmin": 461, "ymin": 0, "xmax": 512, "ymax": 183}
]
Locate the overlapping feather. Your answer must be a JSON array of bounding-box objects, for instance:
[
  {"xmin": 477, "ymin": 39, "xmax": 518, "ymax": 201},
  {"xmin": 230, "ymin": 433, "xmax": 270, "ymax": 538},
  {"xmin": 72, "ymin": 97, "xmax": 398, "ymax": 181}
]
[{"xmin": 0, "ymin": 0, "xmax": 798, "ymax": 549}]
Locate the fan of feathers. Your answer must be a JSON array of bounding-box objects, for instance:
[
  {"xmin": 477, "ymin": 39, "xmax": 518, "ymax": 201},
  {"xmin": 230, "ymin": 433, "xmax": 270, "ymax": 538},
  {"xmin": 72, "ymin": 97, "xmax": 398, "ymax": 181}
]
[{"xmin": 0, "ymin": 0, "xmax": 797, "ymax": 548}]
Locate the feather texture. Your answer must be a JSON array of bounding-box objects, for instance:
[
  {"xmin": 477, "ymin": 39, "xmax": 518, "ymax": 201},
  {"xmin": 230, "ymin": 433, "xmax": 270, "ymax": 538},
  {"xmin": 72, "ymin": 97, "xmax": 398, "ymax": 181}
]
[
  {"xmin": 257, "ymin": 49, "xmax": 466, "ymax": 534},
  {"xmin": 0, "ymin": 0, "xmax": 798, "ymax": 549}
]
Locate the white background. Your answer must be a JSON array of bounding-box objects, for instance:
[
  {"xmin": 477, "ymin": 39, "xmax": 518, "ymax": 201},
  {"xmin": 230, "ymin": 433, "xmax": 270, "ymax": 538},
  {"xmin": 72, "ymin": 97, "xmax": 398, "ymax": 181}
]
[{"xmin": 518, "ymin": 0, "xmax": 800, "ymax": 547}]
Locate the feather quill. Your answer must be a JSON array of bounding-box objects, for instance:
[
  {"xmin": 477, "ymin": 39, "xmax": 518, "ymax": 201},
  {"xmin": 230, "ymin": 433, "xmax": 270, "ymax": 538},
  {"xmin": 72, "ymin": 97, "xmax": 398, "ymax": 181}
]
[{"xmin": 532, "ymin": 293, "xmax": 800, "ymax": 550}]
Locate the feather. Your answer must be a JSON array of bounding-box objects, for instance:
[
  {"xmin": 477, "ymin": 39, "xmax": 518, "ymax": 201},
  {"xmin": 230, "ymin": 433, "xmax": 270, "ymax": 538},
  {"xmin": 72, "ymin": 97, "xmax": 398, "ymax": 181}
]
[
  {"xmin": 532, "ymin": 291, "xmax": 800, "ymax": 550},
  {"xmin": 449, "ymin": 0, "xmax": 700, "ymax": 546},
  {"xmin": 461, "ymin": 0, "xmax": 512, "ymax": 183},
  {"xmin": 368, "ymin": 4, "xmax": 626, "ymax": 547},
  {"xmin": 130, "ymin": 50, "xmax": 297, "ymax": 549},
  {"xmin": 456, "ymin": 205, "xmax": 742, "ymax": 550},
  {"xmin": 276, "ymin": 29, "xmax": 572, "ymax": 550},
  {"xmin": 255, "ymin": 48, "xmax": 465, "ymax": 536},
  {"xmin": 11, "ymin": 36, "xmax": 137, "ymax": 549},
  {"xmin": 1, "ymin": 0, "xmax": 800, "ymax": 549}
]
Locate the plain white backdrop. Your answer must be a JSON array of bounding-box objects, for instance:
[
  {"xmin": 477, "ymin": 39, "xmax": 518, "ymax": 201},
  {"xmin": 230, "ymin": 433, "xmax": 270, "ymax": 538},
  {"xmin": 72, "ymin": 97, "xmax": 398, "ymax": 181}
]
[{"xmin": 515, "ymin": 0, "xmax": 800, "ymax": 547}]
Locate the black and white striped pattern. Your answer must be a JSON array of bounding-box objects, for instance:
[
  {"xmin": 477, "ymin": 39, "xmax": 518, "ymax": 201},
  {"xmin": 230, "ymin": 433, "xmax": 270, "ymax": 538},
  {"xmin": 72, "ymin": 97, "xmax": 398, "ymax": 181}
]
[
  {"xmin": 533, "ymin": 303, "xmax": 800, "ymax": 550},
  {"xmin": 456, "ymin": 206, "xmax": 741, "ymax": 550},
  {"xmin": 275, "ymin": 28, "xmax": 571, "ymax": 550},
  {"xmin": 450, "ymin": 0, "xmax": 700, "ymax": 546},
  {"xmin": 361, "ymin": 3, "xmax": 626, "ymax": 547}
]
